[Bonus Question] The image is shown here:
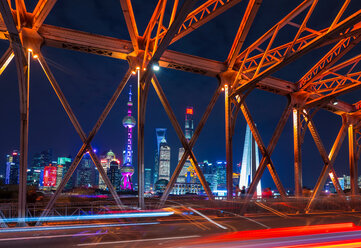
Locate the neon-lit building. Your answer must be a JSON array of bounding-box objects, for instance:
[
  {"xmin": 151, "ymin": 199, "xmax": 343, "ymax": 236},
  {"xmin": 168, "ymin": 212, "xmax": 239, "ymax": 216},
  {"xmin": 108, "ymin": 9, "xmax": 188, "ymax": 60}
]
[
  {"xmin": 5, "ymin": 150, "xmax": 19, "ymax": 185},
  {"xmin": 99, "ymin": 150, "xmax": 117, "ymax": 190},
  {"xmin": 154, "ymin": 128, "xmax": 167, "ymax": 185},
  {"xmin": 120, "ymin": 85, "xmax": 135, "ymax": 190},
  {"xmin": 43, "ymin": 165, "xmax": 57, "ymax": 188},
  {"xmin": 177, "ymin": 107, "xmax": 194, "ymax": 183},
  {"xmin": 158, "ymin": 138, "xmax": 171, "ymax": 181}
]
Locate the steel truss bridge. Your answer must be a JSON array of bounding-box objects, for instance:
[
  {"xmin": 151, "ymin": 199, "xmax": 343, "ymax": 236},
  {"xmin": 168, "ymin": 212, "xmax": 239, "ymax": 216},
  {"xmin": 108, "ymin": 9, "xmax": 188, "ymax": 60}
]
[{"xmin": 0, "ymin": 0, "xmax": 360, "ymax": 226}]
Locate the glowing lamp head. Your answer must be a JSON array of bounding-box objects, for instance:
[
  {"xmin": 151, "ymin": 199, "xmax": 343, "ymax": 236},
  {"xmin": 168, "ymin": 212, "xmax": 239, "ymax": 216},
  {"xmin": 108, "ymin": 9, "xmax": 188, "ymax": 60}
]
[
  {"xmin": 33, "ymin": 54, "xmax": 38, "ymax": 59},
  {"xmin": 152, "ymin": 63, "xmax": 160, "ymax": 71},
  {"xmin": 186, "ymin": 108, "xmax": 193, "ymax": 115},
  {"xmin": 122, "ymin": 115, "xmax": 136, "ymax": 128}
]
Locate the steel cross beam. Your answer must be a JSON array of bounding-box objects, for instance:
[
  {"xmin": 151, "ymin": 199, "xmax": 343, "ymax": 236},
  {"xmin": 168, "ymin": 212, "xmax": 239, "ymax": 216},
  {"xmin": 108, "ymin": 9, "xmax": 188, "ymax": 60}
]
[
  {"xmin": 240, "ymin": 101, "xmax": 289, "ymax": 198},
  {"xmin": 226, "ymin": 0, "xmax": 261, "ymax": 70},
  {"xmin": 157, "ymin": 0, "xmax": 244, "ymax": 45},
  {"xmin": 231, "ymin": 7, "xmax": 361, "ymax": 97},
  {"xmin": 299, "ymin": 35, "xmax": 361, "ymax": 90},
  {"xmin": 240, "ymin": 100, "xmax": 292, "ymax": 214},
  {"xmin": 0, "ymin": 47, "xmax": 14, "ymax": 75},
  {"xmin": 158, "ymin": 84, "xmax": 222, "ymax": 207},
  {"xmin": 151, "ymin": 76, "xmax": 214, "ymax": 203},
  {"xmin": 303, "ymin": 112, "xmax": 347, "ymax": 213},
  {"xmin": 35, "ymin": 55, "xmax": 131, "ymax": 224},
  {"xmin": 0, "ymin": 0, "xmax": 29, "ymax": 226},
  {"xmin": 119, "ymin": 0, "xmax": 139, "ymax": 52},
  {"xmin": 32, "ymin": 0, "xmax": 57, "ymax": 30}
]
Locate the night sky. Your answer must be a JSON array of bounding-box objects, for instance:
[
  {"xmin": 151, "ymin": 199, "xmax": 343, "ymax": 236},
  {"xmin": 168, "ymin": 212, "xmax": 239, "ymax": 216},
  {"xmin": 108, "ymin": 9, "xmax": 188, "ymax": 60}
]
[{"xmin": 0, "ymin": 0, "xmax": 360, "ymax": 190}]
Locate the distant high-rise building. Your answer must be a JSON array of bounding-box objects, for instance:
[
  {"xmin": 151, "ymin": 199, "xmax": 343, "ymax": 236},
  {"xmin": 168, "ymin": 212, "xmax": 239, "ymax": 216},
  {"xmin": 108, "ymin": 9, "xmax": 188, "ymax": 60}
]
[
  {"xmin": 120, "ymin": 85, "xmax": 136, "ymax": 190},
  {"xmin": 99, "ymin": 150, "xmax": 117, "ymax": 190},
  {"xmin": 158, "ymin": 138, "xmax": 171, "ymax": 181},
  {"xmin": 77, "ymin": 153, "xmax": 96, "ymax": 188},
  {"xmin": 177, "ymin": 107, "xmax": 194, "ymax": 183},
  {"xmin": 31, "ymin": 150, "xmax": 52, "ymax": 186},
  {"xmin": 108, "ymin": 160, "xmax": 120, "ymax": 190},
  {"xmin": 43, "ymin": 165, "xmax": 57, "ymax": 189},
  {"xmin": 5, "ymin": 150, "xmax": 19, "ymax": 185},
  {"xmin": 239, "ymin": 124, "xmax": 261, "ymax": 196},
  {"xmin": 215, "ymin": 161, "xmax": 227, "ymax": 191},
  {"xmin": 145, "ymin": 168, "xmax": 152, "ymax": 192},
  {"xmin": 199, "ymin": 160, "xmax": 217, "ymax": 191},
  {"xmin": 155, "ymin": 128, "xmax": 167, "ymax": 184},
  {"xmin": 57, "ymin": 157, "xmax": 74, "ymax": 190},
  {"xmin": 56, "ymin": 165, "xmax": 63, "ymax": 188}
]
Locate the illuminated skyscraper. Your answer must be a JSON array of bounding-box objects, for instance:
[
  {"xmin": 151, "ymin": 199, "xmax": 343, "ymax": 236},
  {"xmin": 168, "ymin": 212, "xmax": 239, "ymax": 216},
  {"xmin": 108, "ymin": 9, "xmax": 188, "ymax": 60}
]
[
  {"xmin": 145, "ymin": 168, "xmax": 152, "ymax": 192},
  {"xmin": 154, "ymin": 128, "xmax": 167, "ymax": 184},
  {"xmin": 5, "ymin": 150, "xmax": 19, "ymax": 185},
  {"xmin": 120, "ymin": 85, "xmax": 136, "ymax": 190},
  {"xmin": 158, "ymin": 138, "xmax": 171, "ymax": 181},
  {"xmin": 108, "ymin": 160, "xmax": 120, "ymax": 190},
  {"xmin": 177, "ymin": 107, "xmax": 194, "ymax": 183},
  {"xmin": 239, "ymin": 124, "xmax": 261, "ymax": 196},
  {"xmin": 43, "ymin": 165, "xmax": 57, "ymax": 189},
  {"xmin": 99, "ymin": 150, "xmax": 117, "ymax": 190}
]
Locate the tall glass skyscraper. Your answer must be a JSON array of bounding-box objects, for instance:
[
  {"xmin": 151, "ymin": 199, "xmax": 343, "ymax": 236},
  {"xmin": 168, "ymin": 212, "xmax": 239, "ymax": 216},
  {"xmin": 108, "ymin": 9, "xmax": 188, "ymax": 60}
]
[
  {"xmin": 154, "ymin": 128, "xmax": 167, "ymax": 184},
  {"xmin": 177, "ymin": 107, "xmax": 194, "ymax": 183},
  {"xmin": 158, "ymin": 138, "xmax": 171, "ymax": 181}
]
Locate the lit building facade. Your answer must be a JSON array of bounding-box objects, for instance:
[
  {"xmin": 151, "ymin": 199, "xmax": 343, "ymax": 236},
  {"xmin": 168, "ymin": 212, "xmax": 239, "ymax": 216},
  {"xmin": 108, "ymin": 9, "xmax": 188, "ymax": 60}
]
[
  {"xmin": 43, "ymin": 165, "xmax": 57, "ymax": 189},
  {"xmin": 145, "ymin": 168, "xmax": 152, "ymax": 192},
  {"xmin": 158, "ymin": 138, "xmax": 171, "ymax": 181},
  {"xmin": 120, "ymin": 85, "xmax": 135, "ymax": 190},
  {"xmin": 239, "ymin": 124, "xmax": 262, "ymax": 196},
  {"xmin": 177, "ymin": 107, "xmax": 194, "ymax": 183},
  {"xmin": 108, "ymin": 160, "xmax": 120, "ymax": 190},
  {"xmin": 154, "ymin": 128, "xmax": 167, "ymax": 185},
  {"xmin": 5, "ymin": 150, "xmax": 19, "ymax": 185}
]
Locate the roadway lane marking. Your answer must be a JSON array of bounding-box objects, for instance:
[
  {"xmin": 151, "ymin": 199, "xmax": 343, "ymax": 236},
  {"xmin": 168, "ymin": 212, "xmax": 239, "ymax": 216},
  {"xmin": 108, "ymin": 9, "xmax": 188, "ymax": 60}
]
[
  {"xmin": 188, "ymin": 207, "xmax": 228, "ymax": 230},
  {"xmin": 0, "ymin": 222, "xmax": 160, "ymax": 233},
  {"xmin": 221, "ymin": 210, "xmax": 271, "ymax": 229},
  {"xmin": 0, "ymin": 233, "xmax": 96, "ymax": 242},
  {"xmin": 76, "ymin": 235, "xmax": 201, "ymax": 246}
]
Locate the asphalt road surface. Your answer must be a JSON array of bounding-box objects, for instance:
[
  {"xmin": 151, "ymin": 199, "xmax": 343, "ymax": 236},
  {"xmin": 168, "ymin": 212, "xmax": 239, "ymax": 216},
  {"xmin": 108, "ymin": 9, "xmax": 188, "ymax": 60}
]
[{"xmin": 1, "ymin": 205, "xmax": 361, "ymax": 247}]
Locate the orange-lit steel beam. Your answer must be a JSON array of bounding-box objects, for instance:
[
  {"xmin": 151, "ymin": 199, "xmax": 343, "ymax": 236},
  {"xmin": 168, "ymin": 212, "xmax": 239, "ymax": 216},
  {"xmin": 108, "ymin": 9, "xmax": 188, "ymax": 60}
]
[
  {"xmin": 142, "ymin": 0, "xmax": 164, "ymax": 40},
  {"xmin": 299, "ymin": 35, "xmax": 361, "ymax": 90},
  {"xmin": 169, "ymin": 0, "xmax": 243, "ymax": 44},
  {"xmin": 151, "ymin": 76, "xmax": 214, "ymax": 201},
  {"xmin": 0, "ymin": 46, "xmax": 14, "ymax": 75},
  {"xmin": 305, "ymin": 119, "xmax": 347, "ymax": 213},
  {"xmin": 119, "ymin": 0, "xmax": 139, "ymax": 52},
  {"xmin": 240, "ymin": 101, "xmax": 289, "ymax": 198},
  {"xmin": 231, "ymin": 9, "xmax": 361, "ymax": 97},
  {"xmin": 0, "ymin": 0, "xmax": 29, "ymax": 226},
  {"xmin": 234, "ymin": 0, "xmax": 313, "ymax": 65},
  {"xmin": 293, "ymin": 108, "xmax": 303, "ymax": 198},
  {"xmin": 348, "ymin": 124, "xmax": 358, "ymax": 196},
  {"xmin": 226, "ymin": 0, "xmax": 261, "ymax": 70},
  {"xmin": 328, "ymin": 0, "xmax": 350, "ymax": 31},
  {"xmin": 32, "ymin": 0, "xmax": 57, "ymax": 30},
  {"xmin": 15, "ymin": 0, "xmax": 26, "ymax": 28},
  {"xmin": 225, "ymin": 84, "xmax": 233, "ymax": 199}
]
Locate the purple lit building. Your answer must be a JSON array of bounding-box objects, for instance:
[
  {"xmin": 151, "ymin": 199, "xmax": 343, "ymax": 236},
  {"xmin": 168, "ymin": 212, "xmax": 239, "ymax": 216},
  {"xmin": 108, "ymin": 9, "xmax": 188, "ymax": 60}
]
[{"xmin": 121, "ymin": 85, "xmax": 136, "ymax": 190}]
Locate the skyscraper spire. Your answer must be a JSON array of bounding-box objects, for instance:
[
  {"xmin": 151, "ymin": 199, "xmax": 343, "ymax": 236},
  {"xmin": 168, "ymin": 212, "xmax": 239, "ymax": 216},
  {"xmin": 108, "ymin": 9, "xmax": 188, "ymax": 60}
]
[{"xmin": 121, "ymin": 84, "xmax": 136, "ymax": 190}]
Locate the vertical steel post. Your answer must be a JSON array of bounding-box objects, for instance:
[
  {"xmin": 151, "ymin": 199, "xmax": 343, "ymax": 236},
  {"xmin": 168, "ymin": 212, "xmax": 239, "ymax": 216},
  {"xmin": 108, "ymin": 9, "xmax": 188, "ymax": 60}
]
[
  {"xmin": 17, "ymin": 50, "xmax": 30, "ymax": 226},
  {"xmin": 225, "ymin": 84, "xmax": 233, "ymax": 199},
  {"xmin": 293, "ymin": 108, "xmax": 303, "ymax": 197},
  {"xmin": 348, "ymin": 124, "xmax": 358, "ymax": 196},
  {"xmin": 137, "ymin": 69, "xmax": 145, "ymax": 209}
]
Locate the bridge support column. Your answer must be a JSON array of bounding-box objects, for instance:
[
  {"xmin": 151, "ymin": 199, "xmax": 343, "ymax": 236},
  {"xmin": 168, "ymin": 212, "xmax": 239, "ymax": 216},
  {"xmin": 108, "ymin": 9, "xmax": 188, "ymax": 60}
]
[
  {"xmin": 17, "ymin": 51, "xmax": 30, "ymax": 227},
  {"xmin": 348, "ymin": 124, "xmax": 358, "ymax": 196},
  {"xmin": 293, "ymin": 108, "xmax": 303, "ymax": 198},
  {"xmin": 225, "ymin": 84, "xmax": 233, "ymax": 200}
]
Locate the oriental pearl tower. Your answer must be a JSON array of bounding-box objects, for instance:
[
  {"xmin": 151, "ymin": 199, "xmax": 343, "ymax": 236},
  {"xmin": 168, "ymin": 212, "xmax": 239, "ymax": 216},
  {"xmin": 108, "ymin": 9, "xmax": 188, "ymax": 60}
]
[{"xmin": 121, "ymin": 85, "xmax": 136, "ymax": 190}]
